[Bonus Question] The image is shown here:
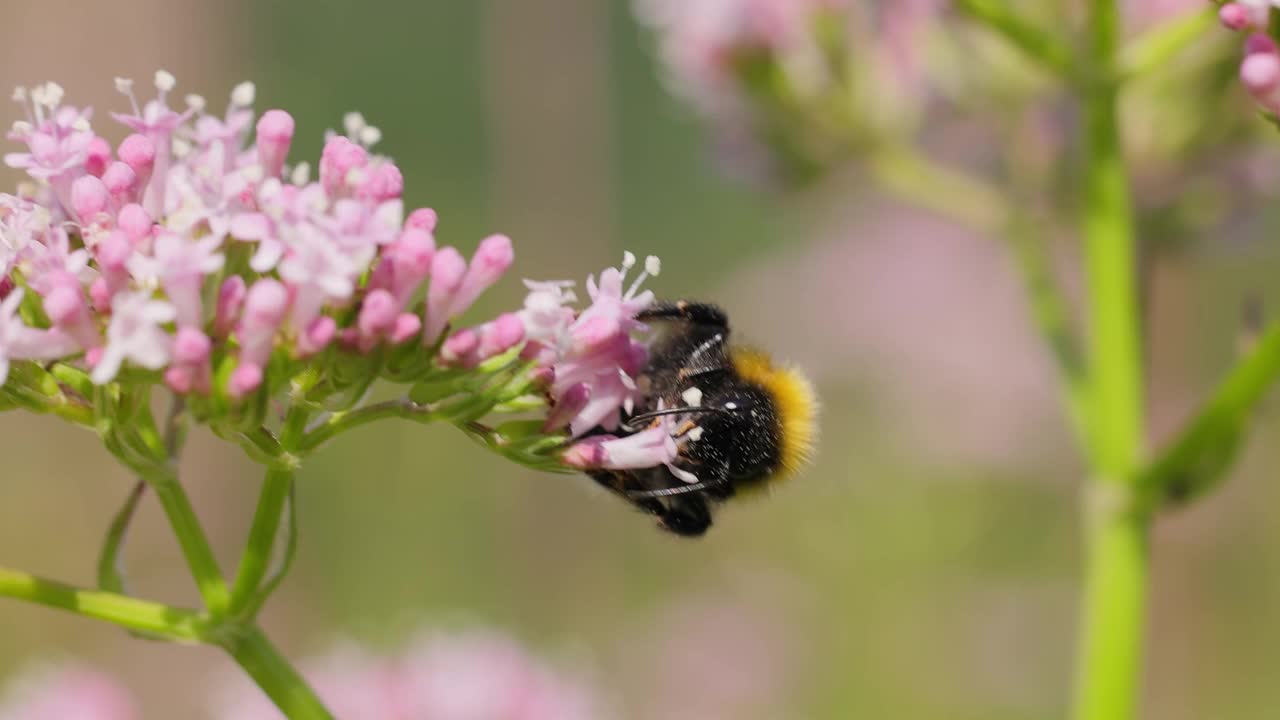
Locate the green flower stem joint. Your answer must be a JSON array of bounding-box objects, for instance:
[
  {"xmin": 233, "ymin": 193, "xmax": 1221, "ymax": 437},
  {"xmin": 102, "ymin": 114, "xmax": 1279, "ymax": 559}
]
[{"xmin": 0, "ymin": 72, "xmax": 685, "ymax": 718}]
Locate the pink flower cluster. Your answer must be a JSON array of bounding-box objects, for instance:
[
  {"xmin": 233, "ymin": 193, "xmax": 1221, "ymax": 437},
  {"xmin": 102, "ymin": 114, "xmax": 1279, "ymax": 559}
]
[
  {"xmin": 215, "ymin": 629, "xmax": 607, "ymax": 720},
  {"xmin": 0, "ymin": 71, "xmax": 684, "ymax": 477},
  {"xmin": 1222, "ymin": 3, "xmax": 1280, "ymax": 115},
  {"xmin": 634, "ymin": 0, "xmax": 848, "ymax": 179},
  {"xmin": 0, "ymin": 72, "xmax": 515, "ymax": 398},
  {"xmin": 0, "ymin": 664, "xmax": 136, "ymax": 720}
]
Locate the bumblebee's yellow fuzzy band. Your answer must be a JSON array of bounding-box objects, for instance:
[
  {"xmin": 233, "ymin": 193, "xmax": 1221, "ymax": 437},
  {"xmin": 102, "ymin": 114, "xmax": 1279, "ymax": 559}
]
[{"xmin": 729, "ymin": 347, "xmax": 818, "ymax": 479}]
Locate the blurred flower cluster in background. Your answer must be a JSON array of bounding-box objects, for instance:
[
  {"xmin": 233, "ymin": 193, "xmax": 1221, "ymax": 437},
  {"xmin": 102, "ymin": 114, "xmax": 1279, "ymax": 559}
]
[{"xmin": 3, "ymin": 0, "xmax": 1280, "ymax": 718}]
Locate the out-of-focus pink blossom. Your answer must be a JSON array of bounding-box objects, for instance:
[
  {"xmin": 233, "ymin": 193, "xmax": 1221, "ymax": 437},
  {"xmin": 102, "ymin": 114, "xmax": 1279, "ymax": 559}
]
[
  {"xmin": 1220, "ymin": 1, "xmax": 1279, "ymax": 31},
  {"xmin": 213, "ymin": 629, "xmax": 608, "ymax": 720},
  {"xmin": 0, "ymin": 663, "xmax": 137, "ymax": 720}
]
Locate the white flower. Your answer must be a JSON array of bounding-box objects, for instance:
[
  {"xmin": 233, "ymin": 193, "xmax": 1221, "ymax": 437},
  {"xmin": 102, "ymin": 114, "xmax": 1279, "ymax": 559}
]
[{"xmin": 91, "ymin": 291, "xmax": 176, "ymax": 384}]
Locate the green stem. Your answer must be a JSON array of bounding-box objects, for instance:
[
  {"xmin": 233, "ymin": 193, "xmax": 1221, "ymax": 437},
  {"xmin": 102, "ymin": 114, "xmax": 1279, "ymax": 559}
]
[
  {"xmin": 227, "ymin": 467, "xmax": 294, "ymax": 617},
  {"xmin": 1007, "ymin": 214, "xmax": 1090, "ymax": 446},
  {"xmin": 97, "ymin": 481, "xmax": 147, "ymax": 593},
  {"xmin": 953, "ymin": 0, "xmax": 1074, "ymax": 76},
  {"xmin": 867, "ymin": 145, "xmax": 1007, "ymax": 234},
  {"xmin": 299, "ymin": 398, "xmax": 433, "ymax": 452},
  {"xmin": 0, "ymin": 565, "xmax": 214, "ymax": 642},
  {"xmin": 1081, "ymin": 7, "xmax": 1144, "ymax": 481},
  {"xmin": 1073, "ymin": 1, "xmax": 1149, "ymax": 719},
  {"xmin": 146, "ymin": 468, "xmax": 231, "ymax": 616},
  {"xmin": 1136, "ymin": 322, "xmax": 1280, "ymax": 506},
  {"xmin": 1118, "ymin": 7, "xmax": 1217, "ymax": 81},
  {"xmin": 219, "ymin": 626, "xmax": 334, "ymax": 720},
  {"xmin": 1075, "ymin": 496, "xmax": 1150, "ymax": 720}
]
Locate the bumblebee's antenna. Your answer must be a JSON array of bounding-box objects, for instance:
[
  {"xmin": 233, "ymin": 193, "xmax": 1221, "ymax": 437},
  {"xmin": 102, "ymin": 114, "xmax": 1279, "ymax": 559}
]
[
  {"xmin": 620, "ymin": 405, "xmax": 730, "ymax": 432},
  {"xmin": 626, "ymin": 477, "xmax": 729, "ymax": 498}
]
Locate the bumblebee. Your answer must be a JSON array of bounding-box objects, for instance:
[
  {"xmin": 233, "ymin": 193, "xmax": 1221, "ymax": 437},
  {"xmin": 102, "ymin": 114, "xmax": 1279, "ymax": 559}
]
[{"xmin": 587, "ymin": 301, "xmax": 818, "ymax": 536}]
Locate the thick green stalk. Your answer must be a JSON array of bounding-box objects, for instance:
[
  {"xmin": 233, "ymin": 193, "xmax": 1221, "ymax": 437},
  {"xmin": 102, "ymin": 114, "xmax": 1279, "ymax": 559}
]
[
  {"xmin": 0, "ymin": 566, "xmax": 214, "ymax": 642},
  {"xmin": 1081, "ymin": 15, "xmax": 1143, "ymax": 479},
  {"xmin": 1075, "ymin": 497, "xmax": 1150, "ymax": 720},
  {"xmin": 227, "ymin": 467, "xmax": 294, "ymax": 617},
  {"xmin": 1073, "ymin": 1, "xmax": 1149, "ymax": 719},
  {"xmin": 219, "ymin": 626, "xmax": 334, "ymax": 720}
]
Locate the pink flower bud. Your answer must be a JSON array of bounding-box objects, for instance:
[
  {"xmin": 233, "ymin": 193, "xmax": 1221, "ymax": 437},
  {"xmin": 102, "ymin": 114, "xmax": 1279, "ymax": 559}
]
[
  {"xmin": 1242, "ymin": 51, "xmax": 1280, "ymax": 111},
  {"xmin": 439, "ymin": 328, "xmax": 480, "ymax": 366},
  {"xmin": 89, "ymin": 277, "xmax": 112, "ymax": 312},
  {"xmin": 101, "ymin": 162, "xmax": 139, "ymax": 207},
  {"xmin": 173, "ymin": 327, "xmax": 212, "ymax": 364},
  {"xmin": 117, "ymin": 134, "xmax": 155, "ymax": 193},
  {"xmin": 167, "ymin": 328, "xmax": 213, "ymax": 395},
  {"xmin": 357, "ymin": 288, "xmax": 397, "ymax": 351},
  {"xmin": 165, "ymin": 366, "xmax": 196, "ymax": 394},
  {"xmin": 255, "ymin": 109, "xmax": 295, "ymax": 179},
  {"xmin": 390, "ymin": 312, "xmax": 421, "ymax": 344},
  {"xmin": 1245, "ymin": 32, "xmax": 1278, "ymax": 56},
  {"xmin": 238, "ymin": 279, "xmax": 288, "ymax": 370},
  {"xmin": 450, "ymin": 234, "xmax": 514, "ymax": 316},
  {"xmin": 561, "ymin": 436, "xmax": 609, "ymax": 469},
  {"xmin": 117, "ymin": 203, "xmax": 153, "ymax": 248},
  {"xmin": 95, "ymin": 230, "xmax": 133, "ymax": 296},
  {"xmin": 228, "ymin": 362, "xmax": 264, "ymax": 399},
  {"xmin": 319, "ymin": 136, "xmax": 368, "ymax": 197},
  {"xmin": 85, "ymin": 136, "xmax": 113, "ymax": 177},
  {"xmin": 43, "ymin": 285, "xmax": 100, "ymax": 349},
  {"xmin": 356, "ymin": 163, "xmax": 403, "ymax": 202},
  {"xmin": 70, "ymin": 175, "xmax": 109, "ymax": 225},
  {"xmin": 370, "ymin": 228, "xmax": 435, "ymax": 308},
  {"xmin": 477, "ymin": 312, "xmax": 525, "ymax": 359},
  {"xmin": 214, "ymin": 276, "xmax": 247, "ymax": 337},
  {"xmin": 544, "ymin": 382, "xmax": 590, "ymax": 432},
  {"xmin": 297, "ymin": 316, "xmax": 337, "ymax": 356},
  {"xmin": 1222, "ymin": 4, "xmax": 1249, "ymax": 30},
  {"xmin": 422, "ymin": 247, "xmax": 467, "ymax": 346},
  {"xmin": 406, "ymin": 207, "xmax": 438, "ymax": 232}
]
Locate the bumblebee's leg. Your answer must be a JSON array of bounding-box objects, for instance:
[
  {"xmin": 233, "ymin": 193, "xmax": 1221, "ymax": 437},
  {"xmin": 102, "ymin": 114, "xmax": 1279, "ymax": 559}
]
[{"xmin": 637, "ymin": 301, "xmax": 729, "ymax": 330}]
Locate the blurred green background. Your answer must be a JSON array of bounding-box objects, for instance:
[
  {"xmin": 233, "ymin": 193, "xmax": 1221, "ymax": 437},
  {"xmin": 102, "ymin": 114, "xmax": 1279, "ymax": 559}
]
[{"xmin": 4, "ymin": 1, "xmax": 1280, "ymax": 718}]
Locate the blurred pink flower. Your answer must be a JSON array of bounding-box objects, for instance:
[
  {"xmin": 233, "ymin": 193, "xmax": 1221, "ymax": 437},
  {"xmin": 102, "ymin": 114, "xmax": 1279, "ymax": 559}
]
[
  {"xmin": 720, "ymin": 204, "xmax": 1066, "ymax": 467},
  {"xmin": 214, "ymin": 629, "xmax": 609, "ymax": 720},
  {"xmin": 0, "ymin": 663, "xmax": 137, "ymax": 720},
  {"xmin": 626, "ymin": 593, "xmax": 797, "ymax": 720},
  {"xmin": 634, "ymin": 0, "xmax": 944, "ymax": 182}
]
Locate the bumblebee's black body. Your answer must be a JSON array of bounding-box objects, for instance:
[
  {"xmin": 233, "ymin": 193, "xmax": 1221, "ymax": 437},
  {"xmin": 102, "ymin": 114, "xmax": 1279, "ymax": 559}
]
[{"xmin": 587, "ymin": 301, "xmax": 786, "ymax": 537}]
